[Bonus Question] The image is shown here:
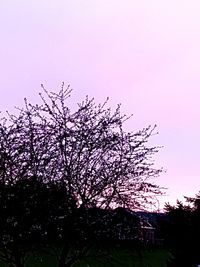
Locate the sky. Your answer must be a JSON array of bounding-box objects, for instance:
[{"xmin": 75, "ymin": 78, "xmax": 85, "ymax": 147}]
[{"xmin": 1, "ymin": 0, "xmax": 200, "ymax": 210}]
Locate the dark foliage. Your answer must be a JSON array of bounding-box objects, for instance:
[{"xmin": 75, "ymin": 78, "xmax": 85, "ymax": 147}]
[
  {"xmin": 0, "ymin": 179, "xmax": 74, "ymax": 267},
  {"xmin": 165, "ymin": 198, "xmax": 200, "ymax": 267}
]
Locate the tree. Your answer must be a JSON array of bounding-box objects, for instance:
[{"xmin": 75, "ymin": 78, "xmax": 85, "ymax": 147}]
[
  {"xmin": 165, "ymin": 196, "xmax": 200, "ymax": 267},
  {"xmin": 0, "ymin": 85, "xmax": 163, "ymax": 267}
]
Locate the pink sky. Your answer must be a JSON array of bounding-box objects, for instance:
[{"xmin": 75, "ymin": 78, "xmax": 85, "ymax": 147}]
[{"xmin": 1, "ymin": 0, "xmax": 200, "ymax": 209}]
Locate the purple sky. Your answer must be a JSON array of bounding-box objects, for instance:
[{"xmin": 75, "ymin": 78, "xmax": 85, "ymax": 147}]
[{"xmin": 1, "ymin": 0, "xmax": 200, "ymax": 209}]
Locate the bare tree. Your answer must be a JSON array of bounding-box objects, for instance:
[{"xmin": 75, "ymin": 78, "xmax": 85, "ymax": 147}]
[
  {"xmin": 0, "ymin": 85, "xmax": 163, "ymax": 267},
  {"xmin": 28, "ymin": 85, "xmax": 162, "ymax": 209}
]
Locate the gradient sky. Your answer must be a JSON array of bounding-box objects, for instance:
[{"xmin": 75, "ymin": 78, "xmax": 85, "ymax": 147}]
[{"xmin": 1, "ymin": 0, "xmax": 200, "ymax": 209}]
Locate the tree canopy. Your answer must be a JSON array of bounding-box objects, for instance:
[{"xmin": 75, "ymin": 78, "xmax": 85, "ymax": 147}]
[
  {"xmin": 2, "ymin": 85, "xmax": 162, "ymax": 208},
  {"xmin": 0, "ymin": 85, "xmax": 163, "ymax": 267}
]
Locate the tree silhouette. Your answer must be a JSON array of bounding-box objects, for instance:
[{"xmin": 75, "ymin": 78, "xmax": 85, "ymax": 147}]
[
  {"xmin": 165, "ymin": 197, "xmax": 200, "ymax": 267},
  {"xmin": 0, "ymin": 85, "xmax": 163, "ymax": 267}
]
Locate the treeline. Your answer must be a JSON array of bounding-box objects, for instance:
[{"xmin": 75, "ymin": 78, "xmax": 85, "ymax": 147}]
[{"xmin": 4, "ymin": 176, "xmax": 197, "ymax": 267}]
